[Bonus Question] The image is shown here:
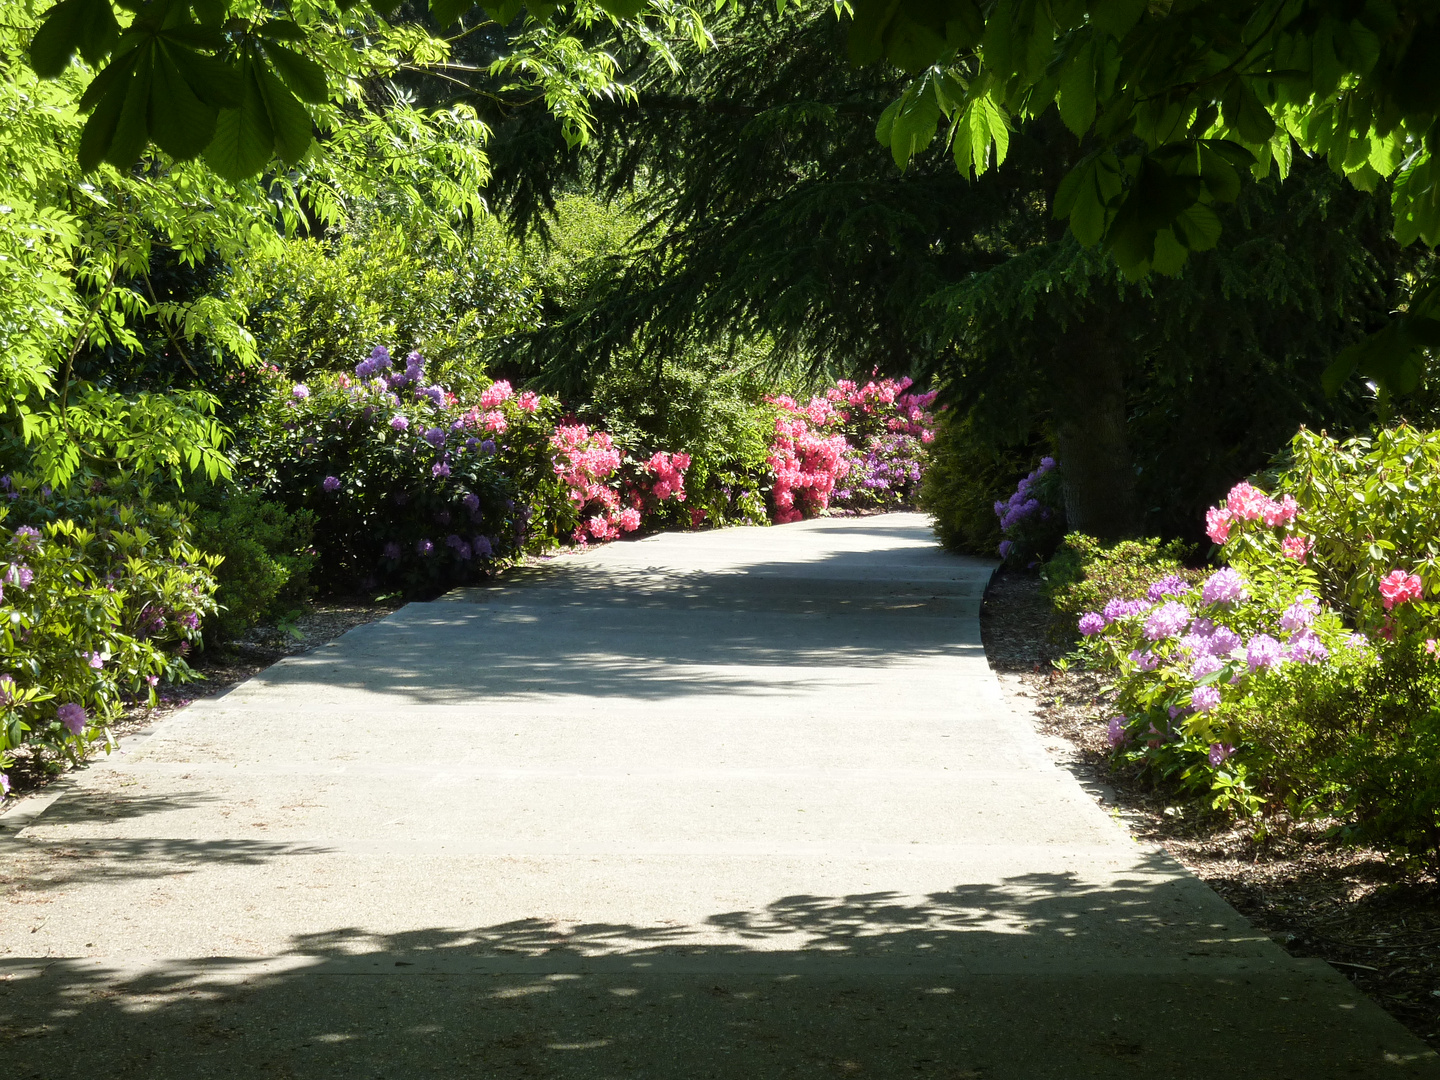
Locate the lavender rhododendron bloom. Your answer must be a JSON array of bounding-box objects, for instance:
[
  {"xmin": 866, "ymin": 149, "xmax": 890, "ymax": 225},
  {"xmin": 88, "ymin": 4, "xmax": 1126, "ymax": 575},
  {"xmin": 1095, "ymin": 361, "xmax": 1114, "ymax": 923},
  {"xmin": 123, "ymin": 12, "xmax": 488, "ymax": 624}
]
[
  {"xmin": 424, "ymin": 426, "xmax": 447, "ymax": 448},
  {"xmin": 1107, "ymin": 716, "xmax": 1128, "ymax": 747},
  {"xmin": 998, "ymin": 540, "xmax": 1013, "ymax": 558},
  {"xmin": 292, "ymin": 383, "xmax": 309, "ymax": 400},
  {"xmin": 1190, "ymin": 655, "xmax": 1223, "ymax": 681},
  {"xmin": 1102, "ymin": 597, "xmax": 1151, "ymax": 622},
  {"xmin": 181, "ymin": 612, "xmax": 199, "ymax": 631},
  {"xmin": 1208, "ymin": 743, "xmax": 1235, "ymax": 766},
  {"xmin": 416, "ymin": 539, "xmax": 434, "ymax": 557},
  {"xmin": 1208, "ymin": 625, "xmax": 1243, "ymax": 656},
  {"xmin": 383, "ymin": 542, "xmax": 402, "ymax": 561},
  {"xmin": 1192, "ymin": 685, "xmax": 1222, "ymax": 713},
  {"xmin": 4, "ymin": 563, "xmax": 33, "ymax": 589},
  {"xmin": 1144, "ymin": 601, "xmax": 1191, "ymax": 641},
  {"xmin": 473, "ymin": 536, "xmax": 493, "ymax": 558},
  {"xmin": 1285, "ymin": 630, "xmax": 1329, "ymax": 664},
  {"xmin": 432, "ymin": 461, "xmax": 451, "ymax": 478},
  {"xmin": 11, "ymin": 525, "xmax": 40, "ymax": 549},
  {"xmin": 1279, "ymin": 592, "xmax": 1319, "ymax": 632},
  {"xmin": 56, "ymin": 702, "xmax": 86, "ymax": 735},
  {"xmin": 1201, "ymin": 568, "xmax": 1247, "ymax": 606},
  {"xmin": 322, "ymin": 475, "xmax": 341, "ymax": 492},
  {"xmin": 1146, "ymin": 574, "xmax": 1190, "ymax": 601},
  {"xmin": 1078, "ymin": 612, "xmax": 1106, "ymax": 636},
  {"xmin": 86, "ymin": 651, "xmax": 103, "ymax": 669},
  {"xmin": 1128, "ymin": 649, "xmax": 1161, "ymax": 671},
  {"xmin": 390, "ymin": 415, "xmax": 409, "ymax": 432},
  {"xmin": 479, "ymin": 440, "xmax": 496, "ymax": 455},
  {"xmin": 1246, "ymin": 634, "xmax": 1284, "ymax": 671},
  {"xmin": 462, "ymin": 493, "xmax": 480, "ymax": 513}
]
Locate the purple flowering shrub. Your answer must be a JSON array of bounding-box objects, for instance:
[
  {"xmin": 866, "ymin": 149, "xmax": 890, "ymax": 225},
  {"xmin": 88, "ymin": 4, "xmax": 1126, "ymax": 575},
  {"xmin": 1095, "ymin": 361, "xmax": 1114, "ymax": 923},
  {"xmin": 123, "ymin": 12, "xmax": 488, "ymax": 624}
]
[
  {"xmin": 238, "ymin": 353, "xmax": 548, "ymax": 593},
  {"xmin": 993, "ymin": 458, "xmax": 1065, "ymax": 565},
  {"xmin": 1075, "ymin": 557, "xmax": 1360, "ymax": 814},
  {"xmin": 831, "ymin": 433, "xmax": 928, "ymax": 512},
  {"xmin": 1070, "ymin": 448, "xmax": 1440, "ymax": 864},
  {"xmin": 0, "ymin": 477, "xmax": 216, "ymax": 788}
]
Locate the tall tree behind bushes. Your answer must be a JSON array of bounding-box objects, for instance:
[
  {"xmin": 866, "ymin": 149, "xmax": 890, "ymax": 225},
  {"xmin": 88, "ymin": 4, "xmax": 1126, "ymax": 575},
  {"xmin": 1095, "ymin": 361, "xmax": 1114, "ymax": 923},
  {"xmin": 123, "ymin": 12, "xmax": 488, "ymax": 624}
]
[{"xmin": 483, "ymin": 0, "xmax": 1407, "ymax": 540}]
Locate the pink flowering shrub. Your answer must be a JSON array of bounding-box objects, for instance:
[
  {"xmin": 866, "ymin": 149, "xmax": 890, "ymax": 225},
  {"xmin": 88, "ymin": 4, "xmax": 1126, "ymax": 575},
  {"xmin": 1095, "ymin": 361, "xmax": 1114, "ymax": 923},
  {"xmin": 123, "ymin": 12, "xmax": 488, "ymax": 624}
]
[
  {"xmin": 766, "ymin": 376, "xmax": 936, "ymax": 523},
  {"xmin": 1207, "ymin": 427, "xmax": 1439, "ymax": 647}
]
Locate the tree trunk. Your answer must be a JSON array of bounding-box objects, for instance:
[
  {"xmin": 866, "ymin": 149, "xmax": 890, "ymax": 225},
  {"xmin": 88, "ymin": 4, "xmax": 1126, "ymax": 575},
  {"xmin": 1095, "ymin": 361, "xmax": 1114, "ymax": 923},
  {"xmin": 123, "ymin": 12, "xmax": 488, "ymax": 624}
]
[{"xmin": 1049, "ymin": 327, "xmax": 1140, "ymax": 539}]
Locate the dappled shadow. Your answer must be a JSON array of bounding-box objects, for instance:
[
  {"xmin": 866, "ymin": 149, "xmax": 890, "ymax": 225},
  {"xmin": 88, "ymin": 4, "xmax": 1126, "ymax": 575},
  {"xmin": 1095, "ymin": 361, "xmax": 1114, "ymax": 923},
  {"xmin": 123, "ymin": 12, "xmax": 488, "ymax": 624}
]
[
  {"xmin": 226, "ymin": 537, "xmax": 995, "ymax": 705},
  {"xmin": 0, "ymin": 837, "xmax": 333, "ymax": 898},
  {"xmin": 20, "ymin": 790, "xmax": 220, "ymax": 827},
  {"xmin": 1, "ymin": 864, "xmax": 1431, "ymax": 1079}
]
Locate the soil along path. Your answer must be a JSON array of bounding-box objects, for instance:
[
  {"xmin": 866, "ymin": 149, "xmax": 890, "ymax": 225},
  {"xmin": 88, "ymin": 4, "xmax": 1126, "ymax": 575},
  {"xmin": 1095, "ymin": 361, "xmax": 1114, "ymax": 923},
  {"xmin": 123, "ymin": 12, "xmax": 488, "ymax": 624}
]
[{"xmin": 1, "ymin": 514, "xmax": 1434, "ymax": 1078}]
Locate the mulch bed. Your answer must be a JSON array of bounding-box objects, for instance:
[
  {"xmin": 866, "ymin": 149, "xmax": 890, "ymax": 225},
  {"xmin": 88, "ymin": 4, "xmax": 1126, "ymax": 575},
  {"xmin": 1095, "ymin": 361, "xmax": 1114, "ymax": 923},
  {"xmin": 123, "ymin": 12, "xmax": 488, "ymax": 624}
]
[{"xmin": 981, "ymin": 569, "xmax": 1440, "ymax": 1051}]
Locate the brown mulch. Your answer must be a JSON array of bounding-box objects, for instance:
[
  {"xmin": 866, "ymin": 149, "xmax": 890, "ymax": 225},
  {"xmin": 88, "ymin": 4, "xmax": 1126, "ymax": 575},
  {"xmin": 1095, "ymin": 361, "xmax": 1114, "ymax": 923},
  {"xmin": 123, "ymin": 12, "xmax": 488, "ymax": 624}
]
[{"xmin": 980, "ymin": 570, "xmax": 1440, "ymax": 1051}]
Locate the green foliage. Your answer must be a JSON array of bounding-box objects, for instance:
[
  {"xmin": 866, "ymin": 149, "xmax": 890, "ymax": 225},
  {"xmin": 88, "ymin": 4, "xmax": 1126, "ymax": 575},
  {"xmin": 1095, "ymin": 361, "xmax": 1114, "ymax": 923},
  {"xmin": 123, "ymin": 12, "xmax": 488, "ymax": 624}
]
[
  {"xmin": 856, "ymin": 0, "xmax": 1440, "ymax": 298},
  {"xmin": 229, "ymin": 215, "xmax": 539, "ymax": 395},
  {"xmin": 0, "ymin": 476, "xmax": 218, "ymax": 777},
  {"xmin": 190, "ymin": 484, "xmax": 316, "ymax": 641},
  {"xmin": 920, "ymin": 410, "xmax": 1022, "ymax": 555},
  {"xmin": 26, "ymin": 0, "xmax": 703, "ymax": 180},
  {"xmin": 1234, "ymin": 426, "xmax": 1440, "ymax": 630},
  {"xmin": 1233, "ymin": 644, "xmax": 1440, "ymax": 870},
  {"xmin": 584, "ymin": 346, "xmax": 774, "ymax": 527},
  {"xmin": 1043, "ymin": 533, "xmax": 1200, "ymax": 624}
]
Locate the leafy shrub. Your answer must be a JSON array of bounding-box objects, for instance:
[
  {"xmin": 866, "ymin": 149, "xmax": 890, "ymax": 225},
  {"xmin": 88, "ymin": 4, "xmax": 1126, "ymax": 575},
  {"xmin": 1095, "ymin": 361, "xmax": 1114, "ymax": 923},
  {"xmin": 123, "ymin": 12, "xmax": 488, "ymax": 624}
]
[
  {"xmin": 920, "ymin": 410, "xmax": 1037, "ymax": 555},
  {"xmin": 233, "ymin": 349, "xmax": 697, "ymax": 594},
  {"xmin": 0, "ymin": 475, "xmax": 217, "ymax": 786},
  {"xmin": 1216, "ymin": 426, "xmax": 1440, "ymax": 634},
  {"xmin": 190, "ymin": 484, "xmax": 316, "ymax": 640},
  {"xmin": 584, "ymin": 348, "xmax": 773, "ymax": 529},
  {"xmin": 229, "ymin": 216, "xmax": 538, "ymax": 396},
  {"xmin": 1070, "ymin": 430, "xmax": 1440, "ymax": 868},
  {"xmin": 1044, "ymin": 533, "xmax": 1201, "ymax": 625}
]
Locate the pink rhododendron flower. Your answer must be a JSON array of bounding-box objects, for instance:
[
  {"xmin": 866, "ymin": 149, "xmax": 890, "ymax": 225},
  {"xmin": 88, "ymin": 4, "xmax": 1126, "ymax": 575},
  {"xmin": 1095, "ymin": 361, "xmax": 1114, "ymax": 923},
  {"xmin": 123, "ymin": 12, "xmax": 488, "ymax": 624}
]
[
  {"xmin": 1281, "ymin": 535, "xmax": 1310, "ymax": 562},
  {"xmin": 1224, "ymin": 482, "xmax": 1269, "ymax": 521},
  {"xmin": 479, "ymin": 381, "xmax": 514, "ymax": 409},
  {"xmin": 618, "ymin": 508, "xmax": 641, "ymax": 532},
  {"xmin": 1378, "ymin": 570, "xmax": 1423, "ymax": 610},
  {"xmin": 1205, "ymin": 506, "xmax": 1233, "ymax": 544}
]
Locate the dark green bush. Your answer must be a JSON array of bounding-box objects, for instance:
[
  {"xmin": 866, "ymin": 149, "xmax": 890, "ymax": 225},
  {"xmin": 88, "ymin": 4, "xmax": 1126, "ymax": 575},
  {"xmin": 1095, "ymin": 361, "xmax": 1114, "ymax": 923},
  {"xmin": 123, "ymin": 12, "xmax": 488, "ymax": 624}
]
[
  {"xmin": 191, "ymin": 485, "xmax": 316, "ymax": 640},
  {"xmin": 920, "ymin": 409, "xmax": 1036, "ymax": 556},
  {"xmin": 584, "ymin": 346, "xmax": 774, "ymax": 528}
]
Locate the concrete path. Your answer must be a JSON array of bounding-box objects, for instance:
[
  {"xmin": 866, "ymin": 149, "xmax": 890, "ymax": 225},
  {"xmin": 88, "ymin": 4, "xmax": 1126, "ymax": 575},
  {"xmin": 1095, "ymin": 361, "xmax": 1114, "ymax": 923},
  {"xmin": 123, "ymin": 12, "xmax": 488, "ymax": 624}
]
[{"xmin": 0, "ymin": 514, "xmax": 1434, "ymax": 1078}]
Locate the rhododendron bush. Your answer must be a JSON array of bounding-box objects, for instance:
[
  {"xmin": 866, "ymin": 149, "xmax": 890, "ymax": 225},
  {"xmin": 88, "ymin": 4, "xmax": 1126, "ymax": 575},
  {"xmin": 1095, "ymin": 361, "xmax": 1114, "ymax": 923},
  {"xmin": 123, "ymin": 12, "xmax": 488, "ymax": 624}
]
[
  {"xmin": 766, "ymin": 377, "xmax": 936, "ymax": 522},
  {"xmin": 0, "ymin": 480, "xmax": 216, "ymax": 786},
  {"xmin": 1070, "ymin": 425, "xmax": 1440, "ymax": 865},
  {"xmin": 238, "ymin": 350, "xmax": 694, "ymax": 590}
]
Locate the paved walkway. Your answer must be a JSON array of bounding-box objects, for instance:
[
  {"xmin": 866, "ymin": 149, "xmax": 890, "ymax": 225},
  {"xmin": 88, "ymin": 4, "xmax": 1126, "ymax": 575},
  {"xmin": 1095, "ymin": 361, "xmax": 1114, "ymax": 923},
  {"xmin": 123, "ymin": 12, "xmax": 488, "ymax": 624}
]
[{"xmin": 1, "ymin": 514, "xmax": 1434, "ymax": 1077}]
